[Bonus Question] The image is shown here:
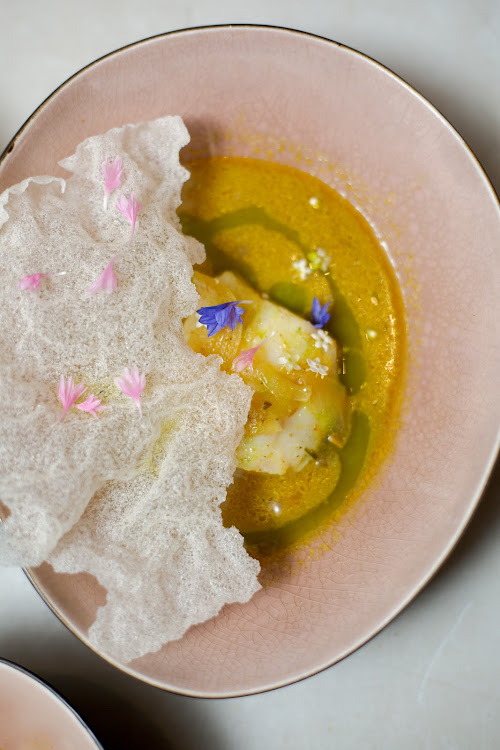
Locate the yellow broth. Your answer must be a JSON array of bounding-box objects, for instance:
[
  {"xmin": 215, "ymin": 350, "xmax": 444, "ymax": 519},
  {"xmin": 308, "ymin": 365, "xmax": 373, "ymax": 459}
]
[{"xmin": 179, "ymin": 156, "xmax": 406, "ymax": 555}]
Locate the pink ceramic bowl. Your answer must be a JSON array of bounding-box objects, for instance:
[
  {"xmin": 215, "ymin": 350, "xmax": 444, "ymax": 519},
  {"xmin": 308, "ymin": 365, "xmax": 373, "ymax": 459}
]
[
  {"xmin": 0, "ymin": 26, "xmax": 499, "ymax": 697},
  {"xmin": 0, "ymin": 659, "xmax": 102, "ymax": 750}
]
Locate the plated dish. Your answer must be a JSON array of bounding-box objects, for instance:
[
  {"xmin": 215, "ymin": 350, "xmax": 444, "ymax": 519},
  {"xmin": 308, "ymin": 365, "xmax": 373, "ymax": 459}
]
[
  {"xmin": 0, "ymin": 113, "xmax": 406, "ymax": 667},
  {"xmin": 0, "ymin": 659, "xmax": 102, "ymax": 750},
  {"xmin": 0, "ymin": 26, "xmax": 498, "ymax": 697}
]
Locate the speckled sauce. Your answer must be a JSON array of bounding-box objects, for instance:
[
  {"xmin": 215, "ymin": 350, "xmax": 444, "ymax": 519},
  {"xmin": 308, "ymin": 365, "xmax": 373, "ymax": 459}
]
[{"xmin": 179, "ymin": 156, "xmax": 406, "ymax": 558}]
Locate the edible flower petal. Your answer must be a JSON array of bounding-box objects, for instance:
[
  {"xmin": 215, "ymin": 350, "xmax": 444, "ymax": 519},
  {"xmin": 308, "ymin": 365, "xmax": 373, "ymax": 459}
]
[
  {"xmin": 75, "ymin": 393, "xmax": 107, "ymax": 419},
  {"xmin": 20, "ymin": 271, "xmax": 67, "ymax": 293},
  {"xmin": 57, "ymin": 375, "xmax": 87, "ymax": 421},
  {"xmin": 114, "ymin": 366, "xmax": 146, "ymax": 415},
  {"xmin": 116, "ymin": 193, "xmax": 142, "ymax": 240},
  {"xmin": 278, "ymin": 353, "xmax": 301, "ymax": 373},
  {"xmin": 102, "ymin": 157, "xmax": 123, "ymax": 210},
  {"xmin": 292, "ymin": 259, "xmax": 312, "ymax": 281},
  {"xmin": 196, "ymin": 300, "xmax": 249, "ymax": 337},
  {"xmin": 19, "ymin": 273, "xmax": 46, "ymax": 292},
  {"xmin": 306, "ymin": 357, "xmax": 329, "ymax": 378},
  {"xmin": 232, "ymin": 342, "xmax": 264, "ymax": 373},
  {"xmin": 311, "ymin": 329, "xmax": 333, "ymax": 352},
  {"xmin": 87, "ymin": 257, "xmax": 118, "ymax": 295},
  {"xmin": 311, "ymin": 297, "xmax": 331, "ymax": 328},
  {"xmin": 307, "ymin": 247, "xmax": 331, "ymax": 272}
]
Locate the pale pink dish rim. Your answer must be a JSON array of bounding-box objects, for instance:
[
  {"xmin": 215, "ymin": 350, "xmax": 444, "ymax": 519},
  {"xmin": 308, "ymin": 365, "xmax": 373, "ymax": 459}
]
[{"xmin": 1, "ymin": 24, "xmax": 499, "ymax": 199}]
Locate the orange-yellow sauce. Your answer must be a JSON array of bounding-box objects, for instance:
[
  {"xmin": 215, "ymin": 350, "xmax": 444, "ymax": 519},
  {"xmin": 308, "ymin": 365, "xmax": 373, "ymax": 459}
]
[{"xmin": 179, "ymin": 156, "xmax": 406, "ymax": 556}]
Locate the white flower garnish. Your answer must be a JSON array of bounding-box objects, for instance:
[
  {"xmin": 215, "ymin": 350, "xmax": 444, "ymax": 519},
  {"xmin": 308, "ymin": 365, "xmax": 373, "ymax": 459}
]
[
  {"xmin": 292, "ymin": 259, "xmax": 312, "ymax": 281},
  {"xmin": 307, "ymin": 247, "xmax": 330, "ymax": 272},
  {"xmin": 306, "ymin": 357, "xmax": 329, "ymax": 378},
  {"xmin": 316, "ymin": 247, "xmax": 330, "ymax": 271},
  {"xmin": 311, "ymin": 329, "xmax": 333, "ymax": 352},
  {"xmin": 278, "ymin": 353, "xmax": 301, "ymax": 373}
]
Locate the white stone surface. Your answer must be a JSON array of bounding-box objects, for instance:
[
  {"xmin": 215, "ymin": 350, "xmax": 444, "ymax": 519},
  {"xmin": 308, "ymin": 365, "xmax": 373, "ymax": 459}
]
[{"xmin": 0, "ymin": 1, "xmax": 499, "ymax": 748}]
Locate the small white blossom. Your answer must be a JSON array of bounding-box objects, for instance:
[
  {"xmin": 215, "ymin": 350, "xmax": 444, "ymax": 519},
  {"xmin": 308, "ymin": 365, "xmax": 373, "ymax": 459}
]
[
  {"xmin": 306, "ymin": 357, "xmax": 329, "ymax": 378},
  {"xmin": 292, "ymin": 259, "xmax": 312, "ymax": 281},
  {"xmin": 307, "ymin": 247, "xmax": 331, "ymax": 272},
  {"xmin": 278, "ymin": 353, "xmax": 301, "ymax": 373},
  {"xmin": 311, "ymin": 329, "xmax": 334, "ymax": 352},
  {"xmin": 316, "ymin": 247, "xmax": 331, "ymax": 271}
]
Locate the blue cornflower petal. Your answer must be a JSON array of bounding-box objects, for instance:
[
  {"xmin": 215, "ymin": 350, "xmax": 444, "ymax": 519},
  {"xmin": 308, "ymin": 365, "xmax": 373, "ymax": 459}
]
[
  {"xmin": 196, "ymin": 300, "xmax": 248, "ymax": 337},
  {"xmin": 311, "ymin": 297, "xmax": 331, "ymax": 328},
  {"xmin": 227, "ymin": 305, "xmax": 245, "ymax": 330}
]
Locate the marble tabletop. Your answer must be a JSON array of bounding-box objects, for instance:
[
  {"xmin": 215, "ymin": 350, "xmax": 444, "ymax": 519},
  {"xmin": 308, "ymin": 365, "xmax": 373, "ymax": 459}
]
[{"xmin": 0, "ymin": 1, "xmax": 499, "ymax": 748}]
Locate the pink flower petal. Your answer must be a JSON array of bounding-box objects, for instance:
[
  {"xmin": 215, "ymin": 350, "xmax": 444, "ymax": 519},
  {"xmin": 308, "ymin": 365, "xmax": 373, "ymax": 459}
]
[
  {"xmin": 20, "ymin": 271, "xmax": 67, "ymax": 293},
  {"xmin": 232, "ymin": 340, "xmax": 267, "ymax": 373},
  {"xmin": 75, "ymin": 393, "xmax": 107, "ymax": 419},
  {"xmin": 116, "ymin": 193, "xmax": 142, "ymax": 240},
  {"xmin": 19, "ymin": 273, "xmax": 46, "ymax": 292},
  {"xmin": 102, "ymin": 157, "xmax": 123, "ymax": 210},
  {"xmin": 114, "ymin": 365, "xmax": 146, "ymax": 415},
  {"xmin": 87, "ymin": 257, "xmax": 118, "ymax": 295},
  {"xmin": 57, "ymin": 375, "xmax": 87, "ymax": 421}
]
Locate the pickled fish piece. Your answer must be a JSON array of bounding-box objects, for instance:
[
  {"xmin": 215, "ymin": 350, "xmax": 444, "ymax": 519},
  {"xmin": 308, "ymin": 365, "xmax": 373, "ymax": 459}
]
[
  {"xmin": 245, "ymin": 354, "xmax": 311, "ymax": 408},
  {"xmin": 236, "ymin": 374, "xmax": 350, "ymax": 474},
  {"xmin": 236, "ymin": 404, "xmax": 319, "ymax": 474},
  {"xmin": 243, "ymin": 299, "xmax": 336, "ymax": 370},
  {"xmin": 187, "ymin": 269, "xmax": 348, "ymax": 476},
  {"xmin": 244, "ymin": 392, "xmax": 291, "ymax": 437},
  {"xmin": 216, "ymin": 270, "xmax": 261, "ymax": 303}
]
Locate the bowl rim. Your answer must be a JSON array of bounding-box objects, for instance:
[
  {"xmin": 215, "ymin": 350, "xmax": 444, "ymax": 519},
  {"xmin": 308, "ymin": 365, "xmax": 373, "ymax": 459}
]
[
  {"xmin": 1, "ymin": 23, "xmax": 499, "ymax": 699},
  {"xmin": 0, "ymin": 657, "xmax": 104, "ymax": 748},
  {"xmin": 1, "ymin": 23, "xmax": 498, "ymax": 206}
]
